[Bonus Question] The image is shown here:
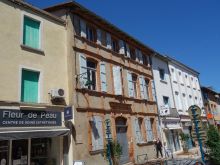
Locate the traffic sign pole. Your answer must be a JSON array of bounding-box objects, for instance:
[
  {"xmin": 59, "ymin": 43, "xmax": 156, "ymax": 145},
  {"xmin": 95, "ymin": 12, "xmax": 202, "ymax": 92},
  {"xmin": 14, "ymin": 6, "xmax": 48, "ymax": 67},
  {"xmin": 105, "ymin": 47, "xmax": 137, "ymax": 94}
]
[{"xmin": 191, "ymin": 106, "xmax": 205, "ymax": 163}]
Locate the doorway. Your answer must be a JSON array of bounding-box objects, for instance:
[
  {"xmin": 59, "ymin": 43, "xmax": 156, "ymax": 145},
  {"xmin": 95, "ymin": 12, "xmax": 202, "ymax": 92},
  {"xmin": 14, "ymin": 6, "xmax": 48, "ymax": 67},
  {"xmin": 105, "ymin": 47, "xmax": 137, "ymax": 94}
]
[{"xmin": 115, "ymin": 117, "xmax": 129, "ymax": 164}]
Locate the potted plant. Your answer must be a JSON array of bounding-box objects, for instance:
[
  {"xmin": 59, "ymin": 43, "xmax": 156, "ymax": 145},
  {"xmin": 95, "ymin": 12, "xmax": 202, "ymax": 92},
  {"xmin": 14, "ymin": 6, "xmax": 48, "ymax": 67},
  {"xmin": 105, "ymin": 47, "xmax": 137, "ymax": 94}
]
[
  {"xmin": 104, "ymin": 140, "xmax": 122, "ymax": 165},
  {"xmin": 180, "ymin": 133, "xmax": 190, "ymax": 153}
]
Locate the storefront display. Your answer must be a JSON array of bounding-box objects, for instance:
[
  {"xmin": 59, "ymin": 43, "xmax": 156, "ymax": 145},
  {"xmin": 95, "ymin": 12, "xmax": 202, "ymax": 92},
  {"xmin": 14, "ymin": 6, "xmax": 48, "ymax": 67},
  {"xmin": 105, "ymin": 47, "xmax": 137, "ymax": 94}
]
[{"xmin": 0, "ymin": 108, "xmax": 70, "ymax": 165}]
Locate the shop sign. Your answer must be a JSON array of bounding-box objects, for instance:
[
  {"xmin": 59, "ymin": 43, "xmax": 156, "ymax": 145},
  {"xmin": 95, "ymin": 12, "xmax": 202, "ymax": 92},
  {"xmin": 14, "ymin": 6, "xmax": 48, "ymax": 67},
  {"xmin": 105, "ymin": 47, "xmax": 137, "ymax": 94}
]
[
  {"xmin": 64, "ymin": 106, "xmax": 73, "ymax": 121},
  {"xmin": 0, "ymin": 110, "xmax": 61, "ymax": 127},
  {"xmin": 160, "ymin": 105, "xmax": 170, "ymax": 116}
]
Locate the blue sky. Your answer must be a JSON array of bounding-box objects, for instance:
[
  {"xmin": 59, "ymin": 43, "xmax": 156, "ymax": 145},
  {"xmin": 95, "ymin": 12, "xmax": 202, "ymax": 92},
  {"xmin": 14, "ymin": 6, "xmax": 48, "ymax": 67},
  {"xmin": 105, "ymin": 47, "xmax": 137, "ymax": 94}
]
[{"xmin": 27, "ymin": 0, "xmax": 220, "ymax": 91}]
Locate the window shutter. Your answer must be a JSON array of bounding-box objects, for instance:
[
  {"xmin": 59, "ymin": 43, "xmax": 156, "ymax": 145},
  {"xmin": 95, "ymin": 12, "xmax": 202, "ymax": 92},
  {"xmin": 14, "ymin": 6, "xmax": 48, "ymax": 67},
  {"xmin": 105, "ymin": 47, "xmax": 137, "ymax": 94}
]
[
  {"xmin": 134, "ymin": 118, "xmax": 142, "ymax": 143},
  {"xmin": 135, "ymin": 49, "xmax": 139, "ymax": 62},
  {"xmin": 100, "ymin": 62, "xmax": 107, "ymax": 92},
  {"xmin": 127, "ymin": 71, "xmax": 134, "ymax": 97},
  {"xmin": 106, "ymin": 33, "xmax": 112, "ymax": 49},
  {"xmin": 23, "ymin": 17, "xmax": 40, "ymax": 49},
  {"xmin": 156, "ymin": 119, "xmax": 161, "ymax": 138},
  {"xmin": 91, "ymin": 116, "xmax": 104, "ymax": 151},
  {"xmin": 151, "ymin": 80, "xmax": 156, "ymax": 101},
  {"xmin": 97, "ymin": 29, "xmax": 102, "ymax": 45},
  {"xmin": 139, "ymin": 50, "xmax": 143, "ymax": 64},
  {"xmin": 119, "ymin": 40, "xmax": 125, "ymax": 55},
  {"xmin": 113, "ymin": 66, "xmax": 122, "ymax": 95},
  {"xmin": 79, "ymin": 53, "xmax": 87, "ymax": 88},
  {"xmin": 125, "ymin": 43, "xmax": 130, "ymax": 58},
  {"xmin": 145, "ymin": 117, "xmax": 153, "ymax": 142},
  {"xmin": 139, "ymin": 76, "xmax": 145, "ymax": 99},
  {"xmin": 80, "ymin": 19, "xmax": 86, "ymax": 38},
  {"xmin": 143, "ymin": 79, "xmax": 149, "ymax": 100}
]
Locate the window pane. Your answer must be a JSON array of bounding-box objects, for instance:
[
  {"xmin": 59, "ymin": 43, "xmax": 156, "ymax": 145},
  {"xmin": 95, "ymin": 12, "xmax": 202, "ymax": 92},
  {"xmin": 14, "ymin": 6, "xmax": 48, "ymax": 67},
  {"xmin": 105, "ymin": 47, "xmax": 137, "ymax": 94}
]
[
  {"xmin": 0, "ymin": 141, "xmax": 9, "ymax": 165},
  {"xmin": 23, "ymin": 16, "xmax": 40, "ymax": 49},
  {"xmin": 12, "ymin": 140, "xmax": 28, "ymax": 165}
]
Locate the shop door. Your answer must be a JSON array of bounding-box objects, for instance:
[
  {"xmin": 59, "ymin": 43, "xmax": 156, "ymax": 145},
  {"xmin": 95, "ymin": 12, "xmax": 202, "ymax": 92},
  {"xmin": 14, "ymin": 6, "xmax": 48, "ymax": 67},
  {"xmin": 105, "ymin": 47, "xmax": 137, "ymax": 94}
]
[
  {"xmin": 0, "ymin": 141, "xmax": 9, "ymax": 165},
  {"xmin": 116, "ymin": 117, "xmax": 129, "ymax": 164}
]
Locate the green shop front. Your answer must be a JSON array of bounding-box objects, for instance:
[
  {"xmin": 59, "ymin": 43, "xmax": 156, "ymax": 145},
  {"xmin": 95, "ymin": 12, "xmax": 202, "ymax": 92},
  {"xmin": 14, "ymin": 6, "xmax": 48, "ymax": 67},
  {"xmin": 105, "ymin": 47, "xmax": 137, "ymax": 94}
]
[{"xmin": 0, "ymin": 106, "xmax": 70, "ymax": 165}]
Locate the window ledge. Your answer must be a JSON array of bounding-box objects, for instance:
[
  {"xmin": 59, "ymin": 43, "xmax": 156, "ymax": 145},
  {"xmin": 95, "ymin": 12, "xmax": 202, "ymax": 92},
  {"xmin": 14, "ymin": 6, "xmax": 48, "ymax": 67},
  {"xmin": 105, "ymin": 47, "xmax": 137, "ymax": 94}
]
[
  {"xmin": 137, "ymin": 141, "xmax": 154, "ymax": 146},
  {"xmin": 160, "ymin": 80, "xmax": 167, "ymax": 84},
  {"xmin": 21, "ymin": 44, "xmax": 44, "ymax": 55},
  {"xmin": 89, "ymin": 149, "xmax": 104, "ymax": 155},
  {"xmin": 173, "ymin": 80, "xmax": 177, "ymax": 83}
]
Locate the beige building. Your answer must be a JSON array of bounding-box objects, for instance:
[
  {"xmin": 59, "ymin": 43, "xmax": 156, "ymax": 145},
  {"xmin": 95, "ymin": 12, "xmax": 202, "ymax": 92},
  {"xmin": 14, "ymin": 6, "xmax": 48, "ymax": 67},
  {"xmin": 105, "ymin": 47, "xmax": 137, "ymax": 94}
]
[
  {"xmin": 46, "ymin": 2, "xmax": 160, "ymax": 165},
  {"xmin": 0, "ymin": 0, "xmax": 71, "ymax": 165}
]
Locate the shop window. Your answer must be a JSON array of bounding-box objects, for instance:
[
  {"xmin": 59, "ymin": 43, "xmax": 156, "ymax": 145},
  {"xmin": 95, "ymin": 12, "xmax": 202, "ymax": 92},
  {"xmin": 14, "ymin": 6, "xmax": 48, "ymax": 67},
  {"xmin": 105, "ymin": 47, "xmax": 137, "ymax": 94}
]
[
  {"xmin": 31, "ymin": 138, "xmax": 55, "ymax": 165},
  {"xmin": 0, "ymin": 141, "xmax": 9, "ymax": 165},
  {"xmin": 111, "ymin": 38, "xmax": 119, "ymax": 53},
  {"xmin": 23, "ymin": 16, "xmax": 40, "ymax": 49},
  {"xmin": 130, "ymin": 47, "xmax": 136, "ymax": 61},
  {"xmin": 12, "ymin": 140, "xmax": 28, "ymax": 165},
  {"xmin": 86, "ymin": 25, "xmax": 96, "ymax": 42},
  {"xmin": 21, "ymin": 69, "xmax": 40, "ymax": 103}
]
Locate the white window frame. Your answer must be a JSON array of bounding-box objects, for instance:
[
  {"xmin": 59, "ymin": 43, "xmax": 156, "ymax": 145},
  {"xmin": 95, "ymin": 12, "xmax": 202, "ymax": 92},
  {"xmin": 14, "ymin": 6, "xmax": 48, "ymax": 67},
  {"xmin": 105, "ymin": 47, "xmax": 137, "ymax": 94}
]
[{"xmin": 21, "ymin": 12, "xmax": 43, "ymax": 50}]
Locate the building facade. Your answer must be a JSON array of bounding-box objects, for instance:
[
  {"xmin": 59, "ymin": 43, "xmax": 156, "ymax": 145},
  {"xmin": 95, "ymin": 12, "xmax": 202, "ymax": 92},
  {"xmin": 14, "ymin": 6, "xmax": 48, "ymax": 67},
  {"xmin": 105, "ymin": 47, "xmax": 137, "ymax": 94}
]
[
  {"xmin": 202, "ymin": 87, "xmax": 220, "ymax": 131},
  {"xmin": 167, "ymin": 56, "xmax": 206, "ymax": 149},
  {"xmin": 0, "ymin": 0, "xmax": 71, "ymax": 164},
  {"xmin": 46, "ymin": 2, "xmax": 160, "ymax": 165},
  {"xmin": 151, "ymin": 54, "xmax": 182, "ymax": 154}
]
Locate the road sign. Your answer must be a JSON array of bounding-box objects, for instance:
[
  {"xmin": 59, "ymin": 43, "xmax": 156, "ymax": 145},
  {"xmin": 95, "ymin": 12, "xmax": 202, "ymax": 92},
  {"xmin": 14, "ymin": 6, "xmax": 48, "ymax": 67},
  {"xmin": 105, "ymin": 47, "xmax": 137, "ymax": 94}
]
[{"xmin": 188, "ymin": 105, "xmax": 201, "ymax": 119}]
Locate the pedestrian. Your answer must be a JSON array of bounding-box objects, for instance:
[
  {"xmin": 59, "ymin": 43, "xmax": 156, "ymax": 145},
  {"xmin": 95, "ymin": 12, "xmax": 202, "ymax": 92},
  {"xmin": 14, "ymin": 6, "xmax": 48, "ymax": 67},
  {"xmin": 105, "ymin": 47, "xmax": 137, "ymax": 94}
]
[{"xmin": 155, "ymin": 138, "xmax": 163, "ymax": 158}]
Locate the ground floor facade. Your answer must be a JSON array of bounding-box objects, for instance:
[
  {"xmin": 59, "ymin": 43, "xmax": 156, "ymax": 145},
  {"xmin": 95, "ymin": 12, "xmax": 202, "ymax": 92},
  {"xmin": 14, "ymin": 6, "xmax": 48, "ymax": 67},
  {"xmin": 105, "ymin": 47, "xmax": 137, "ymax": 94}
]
[{"xmin": 0, "ymin": 102, "xmax": 71, "ymax": 165}]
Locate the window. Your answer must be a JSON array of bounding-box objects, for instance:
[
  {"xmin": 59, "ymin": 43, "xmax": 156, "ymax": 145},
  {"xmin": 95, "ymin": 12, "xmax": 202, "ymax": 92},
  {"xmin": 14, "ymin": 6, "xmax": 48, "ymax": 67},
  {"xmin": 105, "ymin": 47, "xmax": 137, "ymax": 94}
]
[
  {"xmin": 79, "ymin": 54, "xmax": 97, "ymax": 90},
  {"xmin": 179, "ymin": 71, "xmax": 183, "ymax": 84},
  {"xmin": 151, "ymin": 80, "xmax": 157, "ymax": 101},
  {"xmin": 182, "ymin": 93, "xmax": 188, "ymax": 110},
  {"xmin": 175, "ymin": 91, "xmax": 183, "ymax": 110},
  {"xmin": 73, "ymin": 15, "xmax": 80, "ymax": 36},
  {"xmin": 130, "ymin": 46, "xmax": 136, "ymax": 61},
  {"xmin": 134, "ymin": 118, "xmax": 144, "ymax": 143},
  {"xmin": 21, "ymin": 69, "xmax": 39, "ymax": 103},
  {"xmin": 113, "ymin": 66, "xmax": 122, "ymax": 95},
  {"xmin": 111, "ymin": 38, "xmax": 119, "ymax": 53},
  {"xmin": 23, "ymin": 16, "xmax": 40, "ymax": 49},
  {"xmin": 127, "ymin": 71, "xmax": 137, "ymax": 98},
  {"xmin": 143, "ymin": 54, "xmax": 149, "ymax": 66},
  {"xmin": 163, "ymin": 96, "xmax": 169, "ymax": 107},
  {"xmin": 86, "ymin": 25, "xmax": 96, "ymax": 42},
  {"xmin": 90, "ymin": 116, "xmax": 104, "ymax": 151},
  {"xmin": 101, "ymin": 31, "xmax": 107, "ymax": 46},
  {"xmin": 145, "ymin": 117, "xmax": 154, "ymax": 142},
  {"xmin": 170, "ymin": 67, "xmax": 177, "ymax": 82},
  {"xmin": 139, "ymin": 77, "xmax": 149, "ymax": 100},
  {"xmin": 189, "ymin": 95, "xmax": 193, "ymax": 106},
  {"xmin": 159, "ymin": 68, "xmax": 165, "ymax": 81},
  {"xmin": 185, "ymin": 74, "xmax": 190, "ymax": 86}
]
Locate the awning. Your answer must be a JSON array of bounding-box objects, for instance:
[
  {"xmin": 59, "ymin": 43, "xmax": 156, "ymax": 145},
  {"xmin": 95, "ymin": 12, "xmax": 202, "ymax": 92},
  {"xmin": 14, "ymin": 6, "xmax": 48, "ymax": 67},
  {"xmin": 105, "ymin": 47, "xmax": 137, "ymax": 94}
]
[{"xmin": 0, "ymin": 127, "xmax": 70, "ymax": 140}]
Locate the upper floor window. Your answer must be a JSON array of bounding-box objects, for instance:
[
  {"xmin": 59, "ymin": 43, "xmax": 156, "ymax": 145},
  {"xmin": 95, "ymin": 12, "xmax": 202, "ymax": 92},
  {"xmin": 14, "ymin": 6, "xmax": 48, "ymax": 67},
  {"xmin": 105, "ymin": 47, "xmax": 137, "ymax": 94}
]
[
  {"xmin": 143, "ymin": 54, "xmax": 149, "ymax": 66},
  {"xmin": 159, "ymin": 68, "xmax": 165, "ymax": 81},
  {"xmin": 163, "ymin": 96, "xmax": 169, "ymax": 107},
  {"xmin": 127, "ymin": 71, "xmax": 137, "ymax": 98},
  {"xmin": 130, "ymin": 46, "xmax": 136, "ymax": 61},
  {"xmin": 170, "ymin": 67, "xmax": 177, "ymax": 82},
  {"xmin": 111, "ymin": 38, "xmax": 119, "ymax": 53},
  {"xmin": 23, "ymin": 16, "xmax": 41, "ymax": 49},
  {"xmin": 178, "ymin": 71, "xmax": 183, "ymax": 84},
  {"xmin": 21, "ymin": 69, "xmax": 40, "ymax": 103},
  {"xmin": 185, "ymin": 74, "xmax": 190, "ymax": 86},
  {"xmin": 79, "ymin": 54, "xmax": 97, "ymax": 90},
  {"xmin": 86, "ymin": 24, "xmax": 96, "ymax": 42},
  {"xmin": 101, "ymin": 31, "xmax": 107, "ymax": 47}
]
